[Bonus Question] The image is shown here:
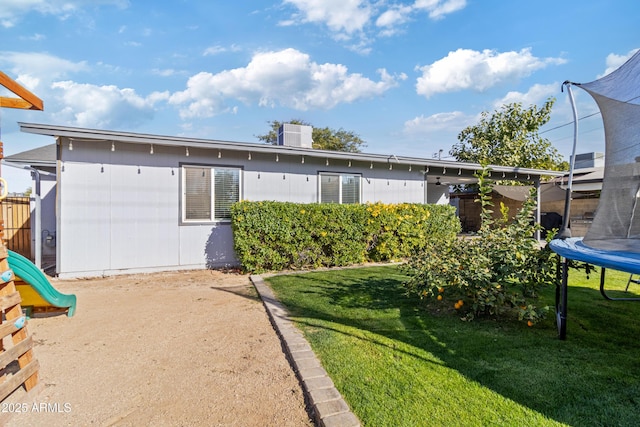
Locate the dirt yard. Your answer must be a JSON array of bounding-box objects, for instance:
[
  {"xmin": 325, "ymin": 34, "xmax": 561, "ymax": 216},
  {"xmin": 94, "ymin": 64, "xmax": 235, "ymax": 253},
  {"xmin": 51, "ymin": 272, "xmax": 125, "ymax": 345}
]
[{"xmin": 4, "ymin": 269, "xmax": 314, "ymax": 427}]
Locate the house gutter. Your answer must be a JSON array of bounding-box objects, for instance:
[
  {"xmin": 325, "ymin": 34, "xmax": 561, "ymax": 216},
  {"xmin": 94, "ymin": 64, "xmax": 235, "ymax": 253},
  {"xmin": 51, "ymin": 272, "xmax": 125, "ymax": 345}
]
[{"xmin": 18, "ymin": 122, "xmax": 566, "ymax": 180}]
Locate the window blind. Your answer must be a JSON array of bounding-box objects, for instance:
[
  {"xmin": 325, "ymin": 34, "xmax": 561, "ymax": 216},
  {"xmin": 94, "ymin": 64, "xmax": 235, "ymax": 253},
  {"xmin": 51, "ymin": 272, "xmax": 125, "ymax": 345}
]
[
  {"xmin": 185, "ymin": 167, "xmax": 211, "ymax": 220},
  {"xmin": 214, "ymin": 168, "xmax": 240, "ymax": 219}
]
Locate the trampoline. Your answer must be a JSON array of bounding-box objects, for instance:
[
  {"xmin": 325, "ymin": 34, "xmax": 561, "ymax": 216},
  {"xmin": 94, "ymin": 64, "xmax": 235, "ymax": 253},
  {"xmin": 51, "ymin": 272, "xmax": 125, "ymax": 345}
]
[{"xmin": 549, "ymin": 50, "xmax": 640, "ymax": 339}]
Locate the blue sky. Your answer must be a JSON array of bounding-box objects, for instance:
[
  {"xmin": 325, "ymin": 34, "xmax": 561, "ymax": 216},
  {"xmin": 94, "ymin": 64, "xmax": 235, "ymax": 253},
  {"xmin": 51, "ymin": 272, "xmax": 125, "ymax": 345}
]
[{"xmin": 0, "ymin": 0, "xmax": 638, "ymax": 192}]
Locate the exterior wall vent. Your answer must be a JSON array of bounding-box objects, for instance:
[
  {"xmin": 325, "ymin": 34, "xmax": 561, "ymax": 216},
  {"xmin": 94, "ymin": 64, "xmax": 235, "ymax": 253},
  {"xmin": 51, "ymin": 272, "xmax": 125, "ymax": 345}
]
[{"xmin": 278, "ymin": 123, "xmax": 313, "ymax": 148}]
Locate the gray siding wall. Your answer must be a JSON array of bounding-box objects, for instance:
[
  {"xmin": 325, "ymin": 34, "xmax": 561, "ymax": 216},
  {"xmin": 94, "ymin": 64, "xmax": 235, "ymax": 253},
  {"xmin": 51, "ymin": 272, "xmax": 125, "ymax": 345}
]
[
  {"xmin": 36, "ymin": 172, "xmax": 57, "ymax": 262},
  {"xmin": 56, "ymin": 139, "xmax": 435, "ymax": 277}
]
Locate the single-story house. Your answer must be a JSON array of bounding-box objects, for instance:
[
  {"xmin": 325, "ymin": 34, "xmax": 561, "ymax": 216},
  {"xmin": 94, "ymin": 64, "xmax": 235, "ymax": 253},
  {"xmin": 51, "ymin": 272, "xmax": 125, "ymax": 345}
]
[{"xmin": 5, "ymin": 122, "xmax": 564, "ymax": 278}]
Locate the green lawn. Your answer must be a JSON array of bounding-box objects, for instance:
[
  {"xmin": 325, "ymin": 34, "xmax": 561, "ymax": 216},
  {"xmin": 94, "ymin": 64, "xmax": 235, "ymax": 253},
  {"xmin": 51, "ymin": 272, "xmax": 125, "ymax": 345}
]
[{"xmin": 266, "ymin": 265, "xmax": 640, "ymax": 427}]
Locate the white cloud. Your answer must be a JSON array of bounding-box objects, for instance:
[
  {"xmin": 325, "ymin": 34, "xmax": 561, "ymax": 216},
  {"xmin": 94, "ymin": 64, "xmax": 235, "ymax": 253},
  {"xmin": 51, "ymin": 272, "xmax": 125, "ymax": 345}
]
[
  {"xmin": 400, "ymin": 110, "xmax": 477, "ymax": 157},
  {"xmin": 0, "ymin": 51, "xmax": 157, "ymax": 130},
  {"xmin": 203, "ymin": 45, "xmax": 227, "ymax": 56},
  {"xmin": 21, "ymin": 33, "xmax": 46, "ymax": 41},
  {"xmin": 281, "ymin": 0, "xmax": 372, "ymax": 36},
  {"xmin": 282, "ymin": 0, "xmax": 466, "ymax": 46},
  {"xmin": 0, "ymin": 51, "xmax": 88, "ymax": 93},
  {"xmin": 493, "ymin": 83, "xmax": 558, "ymax": 109},
  {"xmin": 203, "ymin": 44, "xmax": 241, "ymax": 56},
  {"xmin": 403, "ymin": 110, "xmax": 475, "ymax": 136},
  {"xmin": 169, "ymin": 48, "xmax": 405, "ymax": 118},
  {"xmin": 599, "ymin": 48, "xmax": 640, "ymax": 78},
  {"xmin": 0, "ymin": 0, "xmax": 128, "ymax": 27},
  {"xmin": 376, "ymin": 5, "xmax": 413, "ymax": 29},
  {"xmin": 415, "ymin": 48, "xmax": 566, "ymax": 98},
  {"xmin": 413, "ymin": 0, "xmax": 467, "ymax": 19},
  {"xmin": 152, "ymin": 68, "xmax": 181, "ymax": 77},
  {"xmin": 50, "ymin": 81, "xmax": 163, "ymax": 128}
]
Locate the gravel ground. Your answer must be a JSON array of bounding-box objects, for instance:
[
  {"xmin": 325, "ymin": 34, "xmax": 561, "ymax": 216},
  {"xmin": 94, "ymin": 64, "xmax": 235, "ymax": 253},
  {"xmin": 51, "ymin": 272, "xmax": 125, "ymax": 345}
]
[{"xmin": 4, "ymin": 269, "xmax": 313, "ymax": 427}]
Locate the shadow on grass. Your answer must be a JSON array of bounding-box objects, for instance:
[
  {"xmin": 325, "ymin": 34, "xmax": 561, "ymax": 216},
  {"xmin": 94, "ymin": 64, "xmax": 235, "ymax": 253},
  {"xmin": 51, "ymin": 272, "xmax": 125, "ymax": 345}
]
[{"xmin": 267, "ymin": 266, "xmax": 640, "ymax": 427}]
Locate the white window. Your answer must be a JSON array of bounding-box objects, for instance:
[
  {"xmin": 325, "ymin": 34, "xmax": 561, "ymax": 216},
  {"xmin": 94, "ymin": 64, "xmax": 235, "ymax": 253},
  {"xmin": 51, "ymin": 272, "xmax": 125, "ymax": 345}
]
[
  {"xmin": 182, "ymin": 166, "xmax": 240, "ymax": 222},
  {"xmin": 320, "ymin": 173, "xmax": 361, "ymax": 204}
]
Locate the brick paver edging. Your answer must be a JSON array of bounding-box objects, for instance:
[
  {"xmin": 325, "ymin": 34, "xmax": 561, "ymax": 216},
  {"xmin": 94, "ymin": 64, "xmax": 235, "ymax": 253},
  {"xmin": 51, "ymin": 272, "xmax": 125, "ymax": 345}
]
[{"xmin": 250, "ymin": 275, "xmax": 361, "ymax": 427}]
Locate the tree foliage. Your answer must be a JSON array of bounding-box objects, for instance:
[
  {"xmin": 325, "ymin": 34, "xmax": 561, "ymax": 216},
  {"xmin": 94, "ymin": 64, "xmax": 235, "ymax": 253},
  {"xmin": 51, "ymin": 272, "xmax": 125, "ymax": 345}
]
[
  {"xmin": 450, "ymin": 99, "xmax": 568, "ymax": 171},
  {"xmin": 256, "ymin": 119, "xmax": 366, "ymax": 153}
]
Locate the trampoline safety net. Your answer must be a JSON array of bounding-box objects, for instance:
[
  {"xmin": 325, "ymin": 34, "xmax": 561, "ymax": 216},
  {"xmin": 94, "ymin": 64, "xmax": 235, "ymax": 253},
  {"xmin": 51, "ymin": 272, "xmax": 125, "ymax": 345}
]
[{"xmin": 575, "ymin": 50, "xmax": 640, "ymax": 253}]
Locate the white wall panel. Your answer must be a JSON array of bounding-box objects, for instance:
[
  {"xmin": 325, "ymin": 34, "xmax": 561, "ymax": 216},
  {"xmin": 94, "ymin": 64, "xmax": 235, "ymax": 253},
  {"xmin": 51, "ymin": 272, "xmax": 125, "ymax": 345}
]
[
  {"xmin": 109, "ymin": 163, "xmax": 179, "ymax": 270},
  {"xmin": 58, "ymin": 161, "xmax": 112, "ymax": 274},
  {"xmin": 426, "ymin": 184, "xmax": 450, "ymax": 204},
  {"xmin": 179, "ymin": 224, "xmax": 237, "ymax": 268}
]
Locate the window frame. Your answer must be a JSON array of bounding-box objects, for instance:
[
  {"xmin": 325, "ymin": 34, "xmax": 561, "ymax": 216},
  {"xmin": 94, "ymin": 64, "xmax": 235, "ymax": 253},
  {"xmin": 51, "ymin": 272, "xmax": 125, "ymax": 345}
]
[
  {"xmin": 318, "ymin": 172, "xmax": 362, "ymax": 204},
  {"xmin": 180, "ymin": 164, "xmax": 242, "ymax": 224}
]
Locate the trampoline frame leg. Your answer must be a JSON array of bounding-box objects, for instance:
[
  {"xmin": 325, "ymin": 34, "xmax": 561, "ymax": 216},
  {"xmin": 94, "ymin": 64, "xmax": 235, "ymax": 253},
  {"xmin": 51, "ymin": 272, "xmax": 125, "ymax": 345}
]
[
  {"xmin": 599, "ymin": 268, "xmax": 640, "ymax": 301},
  {"xmin": 556, "ymin": 257, "xmax": 568, "ymax": 340}
]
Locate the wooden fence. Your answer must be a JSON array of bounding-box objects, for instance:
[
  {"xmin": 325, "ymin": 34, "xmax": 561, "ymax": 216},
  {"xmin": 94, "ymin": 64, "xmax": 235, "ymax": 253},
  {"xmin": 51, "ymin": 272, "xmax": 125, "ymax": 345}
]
[{"xmin": 1, "ymin": 197, "xmax": 31, "ymax": 259}]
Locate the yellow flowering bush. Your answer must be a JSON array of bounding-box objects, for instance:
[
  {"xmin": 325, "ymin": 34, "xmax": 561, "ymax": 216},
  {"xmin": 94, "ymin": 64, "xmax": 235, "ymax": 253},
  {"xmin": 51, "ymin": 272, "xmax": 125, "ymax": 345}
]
[{"xmin": 231, "ymin": 200, "xmax": 459, "ymax": 273}]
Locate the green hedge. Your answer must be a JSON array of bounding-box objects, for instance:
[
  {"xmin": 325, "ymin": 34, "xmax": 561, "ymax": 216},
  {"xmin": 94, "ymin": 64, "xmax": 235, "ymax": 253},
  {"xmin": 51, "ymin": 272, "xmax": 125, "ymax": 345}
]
[{"xmin": 231, "ymin": 201, "xmax": 460, "ymax": 273}]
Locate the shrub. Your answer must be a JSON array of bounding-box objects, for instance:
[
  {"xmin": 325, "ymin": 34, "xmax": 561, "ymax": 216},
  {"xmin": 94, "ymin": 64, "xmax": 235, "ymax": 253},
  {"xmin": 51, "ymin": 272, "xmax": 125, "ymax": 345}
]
[
  {"xmin": 231, "ymin": 201, "xmax": 459, "ymax": 273},
  {"xmin": 366, "ymin": 202, "xmax": 460, "ymax": 262},
  {"xmin": 402, "ymin": 167, "xmax": 555, "ymax": 325},
  {"xmin": 231, "ymin": 201, "xmax": 369, "ymax": 272}
]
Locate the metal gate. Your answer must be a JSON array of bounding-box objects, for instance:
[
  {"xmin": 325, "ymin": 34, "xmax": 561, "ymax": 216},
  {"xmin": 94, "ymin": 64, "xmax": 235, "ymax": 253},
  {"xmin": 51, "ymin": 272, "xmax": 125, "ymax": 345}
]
[{"xmin": 1, "ymin": 196, "xmax": 31, "ymax": 259}]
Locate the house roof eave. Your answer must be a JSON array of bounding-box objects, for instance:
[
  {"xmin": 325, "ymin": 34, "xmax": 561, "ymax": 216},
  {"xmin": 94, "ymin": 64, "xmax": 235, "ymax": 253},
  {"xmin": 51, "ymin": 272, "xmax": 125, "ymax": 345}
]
[{"xmin": 18, "ymin": 122, "xmax": 565, "ymax": 179}]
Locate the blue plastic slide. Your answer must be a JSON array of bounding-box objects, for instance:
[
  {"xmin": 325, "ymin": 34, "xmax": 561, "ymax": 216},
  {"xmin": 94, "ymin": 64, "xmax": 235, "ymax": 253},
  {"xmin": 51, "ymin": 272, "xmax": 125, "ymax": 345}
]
[{"xmin": 7, "ymin": 250, "xmax": 76, "ymax": 317}]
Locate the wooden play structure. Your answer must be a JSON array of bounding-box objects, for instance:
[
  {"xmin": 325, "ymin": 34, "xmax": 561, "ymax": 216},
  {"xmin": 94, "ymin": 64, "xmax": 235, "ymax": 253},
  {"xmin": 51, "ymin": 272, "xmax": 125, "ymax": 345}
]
[{"xmin": 0, "ymin": 71, "xmax": 43, "ymax": 402}]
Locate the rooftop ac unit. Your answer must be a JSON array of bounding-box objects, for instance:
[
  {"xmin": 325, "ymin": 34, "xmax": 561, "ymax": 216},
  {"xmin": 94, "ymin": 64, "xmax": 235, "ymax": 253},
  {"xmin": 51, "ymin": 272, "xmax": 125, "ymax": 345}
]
[
  {"xmin": 278, "ymin": 123, "xmax": 313, "ymax": 148},
  {"xmin": 572, "ymin": 152, "xmax": 604, "ymax": 169}
]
